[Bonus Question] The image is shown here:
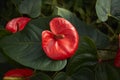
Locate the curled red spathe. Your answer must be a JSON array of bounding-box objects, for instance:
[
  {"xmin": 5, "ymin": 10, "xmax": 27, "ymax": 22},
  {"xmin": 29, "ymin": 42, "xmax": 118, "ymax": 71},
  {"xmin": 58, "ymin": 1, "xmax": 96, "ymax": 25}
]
[
  {"xmin": 42, "ymin": 17, "xmax": 79, "ymax": 60},
  {"xmin": 5, "ymin": 17, "xmax": 31, "ymax": 33},
  {"xmin": 3, "ymin": 68, "xmax": 33, "ymax": 80}
]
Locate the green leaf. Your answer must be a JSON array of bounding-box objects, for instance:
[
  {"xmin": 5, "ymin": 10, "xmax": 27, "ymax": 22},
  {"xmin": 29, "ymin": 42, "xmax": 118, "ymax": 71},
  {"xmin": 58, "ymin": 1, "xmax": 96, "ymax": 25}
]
[
  {"xmin": 19, "ymin": 0, "xmax": 42, "ymax": 18},
  {"xmin": 0, "ymin": 51, "xmax": 6, "ymax": 63},
  {"xmin": 66, "ymin": 37, "xmax": 97, "ymax": 74},
  {"xmin": 54, "ymin": 72, "xmax": 68, "ymax": 80},
  {"xmin": 30, "ymin": 72, "xmax": 52, "ymax": 80},
  {"xmin": 95, "ymin": 0, "xmax": 111, "ymax": 22},
  {"xmin": 0, "ymin": 17, "xmax": 67, "ymax": 71},
  {"xmin": 0, "ymin": 29, "xmax": 11, "ymax": 39},
  {"xmin": 95, "ymin": 0, "xmax": 120, "ymax": 21},
  {"xmin": 53, "ymin": 6, "xmax": 110, "ymax": 49},
  {"xmin": 111, "ymin": 0, "xmax": 120, "ymax": 20},
  {"xmin": 54, "ymin": 68, "xmax": 94, "ymax": 80},
  {"xmin": 95, "ymin": 63, "xmax": 120, "ymax": 80}
]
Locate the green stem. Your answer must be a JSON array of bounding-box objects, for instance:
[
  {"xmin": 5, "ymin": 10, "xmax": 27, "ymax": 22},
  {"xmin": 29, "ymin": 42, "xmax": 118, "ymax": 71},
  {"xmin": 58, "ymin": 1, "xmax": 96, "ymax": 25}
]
[
  {"xmin": 103, "ymin": 22, "xmax": 116, "ymax": 41},
  {"xmin": 103, "ymin": 22, "xmax": 114, "ymax": 35},
  {"xmin": 52, "ymin": 71, "xmax": 58, "ymax": 79},
  {"xmin": 111, "ymin": 15, "xmax": 120, "ymax": 22}
]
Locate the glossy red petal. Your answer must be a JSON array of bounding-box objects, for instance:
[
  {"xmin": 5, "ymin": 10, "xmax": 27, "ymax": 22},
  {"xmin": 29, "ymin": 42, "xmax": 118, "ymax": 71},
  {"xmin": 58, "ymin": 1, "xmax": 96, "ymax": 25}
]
[
  {"xmin": 3, "ymin": 68, "xmax": 33, "ymax": 80},
  {"xmin": 42, "ymin": 17, "xmax": 79, "ymax": 60},
  {"xmin": 6, "ymin": 17, "xmax": 31, "ymax": 33}
]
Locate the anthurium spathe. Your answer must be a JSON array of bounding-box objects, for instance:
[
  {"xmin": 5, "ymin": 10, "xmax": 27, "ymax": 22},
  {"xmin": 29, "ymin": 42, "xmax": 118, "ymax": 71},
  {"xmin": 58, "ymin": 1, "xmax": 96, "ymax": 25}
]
[
  {"xmin": 5, "ymin": 17, "xmax": 31, "ymax": 33},
  {"xmin": 3, "ymin": 68, "xmax": 33, "ymax": 80},
  {"xmin": 42, "ymin": 17, "xmax": 79, "ymax": 60}
]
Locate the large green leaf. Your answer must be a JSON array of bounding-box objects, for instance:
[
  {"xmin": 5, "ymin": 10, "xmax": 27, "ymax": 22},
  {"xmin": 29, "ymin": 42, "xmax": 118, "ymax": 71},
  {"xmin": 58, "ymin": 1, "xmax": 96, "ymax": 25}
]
[
  {"xmin": 19, "ymin": 0, "xmax": 42, "ymax": 18},
  {"xmin": 66, "ymin": 37, "xmax": 98, "ymax": 74},
  {"xmin": 0, "ymin": 17, "xmax": 67, "ymax": 71},
  {"xmin": 96, "ymin": 0, "xmax": 120, "ymax": 22},
  {"xmin": 54, "ymin": 68, "xmax": 94, "ymax": 80},
  {"xmin": 0, "ymin": 29, "xmax": 11, "ymax": 39},
  {"xmin": 95, "ymin": 62, "xmax": 120, "ymax": 80},
  {"xmin": 53, "ymin": 7, "xmax": 109, "ymax": 48},
  {"xmin": 95, "ymin": 0, "xmax": 111, "ymax": 22}
]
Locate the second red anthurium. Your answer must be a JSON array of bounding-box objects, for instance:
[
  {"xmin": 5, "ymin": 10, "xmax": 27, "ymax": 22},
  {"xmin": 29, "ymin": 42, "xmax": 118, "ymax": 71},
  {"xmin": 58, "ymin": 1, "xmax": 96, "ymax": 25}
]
[
  {"xmin": 6, "ymin": 17, "xmax": 31, "ymax": 33},
  {"xmin": 42, "ymin": 17, "xmax": 79, "ymax": 60},
  {"xmin": 3, "ymin": 68, "xmax": 33, "ymax": 80}
]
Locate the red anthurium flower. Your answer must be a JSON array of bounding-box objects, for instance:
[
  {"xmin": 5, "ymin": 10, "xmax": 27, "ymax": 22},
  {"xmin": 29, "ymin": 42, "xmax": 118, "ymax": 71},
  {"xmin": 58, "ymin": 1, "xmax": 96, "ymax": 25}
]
[
  {"xmin": 6, "ymin": 17, "xmax": 31, "ymax": 33},
  {"xmin": 3, "ymin": 68, "xmax": 33, "ymax": 80},
  {"xmin": 42, "ymin": 17, "xmax": 79, "ymax": 60}
]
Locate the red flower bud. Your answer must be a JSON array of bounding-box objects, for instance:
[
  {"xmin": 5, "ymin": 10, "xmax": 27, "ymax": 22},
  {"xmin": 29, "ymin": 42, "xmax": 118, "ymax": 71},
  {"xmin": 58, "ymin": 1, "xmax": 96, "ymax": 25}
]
[
  {"xmin": 3, "ymin": 68, "xmax": 33, "ymax": 80},
  {"xmin": 6, "ymin": 17, "xmax": 31, "ymax": 33},
  {"xmin": 42, "ymin": 17, "xmax": 79, "ymax": 60}
]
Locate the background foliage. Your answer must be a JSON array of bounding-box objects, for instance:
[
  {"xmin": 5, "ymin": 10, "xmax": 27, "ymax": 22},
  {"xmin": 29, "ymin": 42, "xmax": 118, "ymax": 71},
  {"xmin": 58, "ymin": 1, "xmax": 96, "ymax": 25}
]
[{"xmin": 0, "ymin": 0, "xmax": 120, "ymax": 80}]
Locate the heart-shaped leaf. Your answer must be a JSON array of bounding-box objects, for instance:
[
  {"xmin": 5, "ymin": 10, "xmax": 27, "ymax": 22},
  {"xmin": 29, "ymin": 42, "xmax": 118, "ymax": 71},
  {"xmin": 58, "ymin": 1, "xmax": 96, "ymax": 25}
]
[
  {"xmin": 95, "ymin": 0, "xmax": 111, "ymax": 22},
  {"xmin": 96, "ymin": 0, "xmax": 120, "ymax": 22},
  {"xmin": 0, "ymin": 17, "xmax": 67, "ymax": 71}
]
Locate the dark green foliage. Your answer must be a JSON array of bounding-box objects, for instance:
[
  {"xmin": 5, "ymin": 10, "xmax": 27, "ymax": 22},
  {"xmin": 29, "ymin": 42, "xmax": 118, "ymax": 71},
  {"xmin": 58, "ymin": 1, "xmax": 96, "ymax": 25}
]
[{"xmin": 0, "ymin": 0, "xmax": 120, "ymax": 80}]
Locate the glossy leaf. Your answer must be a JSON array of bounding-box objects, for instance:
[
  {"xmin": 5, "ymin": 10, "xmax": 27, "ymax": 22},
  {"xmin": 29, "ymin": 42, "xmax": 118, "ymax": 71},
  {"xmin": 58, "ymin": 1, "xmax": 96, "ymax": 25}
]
[
  {"xmin": 96, "ymin": 0, "xmax": 120, "ymax": 22},
  {"xmin": 53, "ymin": 6, "xmax": 109, "ymax": 49},
  {"xmin": 95, "ymin": 0, "xmax": 111, "ymax": 22},
  {"xmin": 19, "ymin": 0, "xmax": 42, "ymax": 18},
  {"xmin": 66, "ymin": 37, "xmax": 97, "ymax": 74},
  {"xmin": 54, "ymin": 68, "xmax": 94, "ymax": 80},
  {"xmin": 0, "ymin": 17, "xmax": 67, "ymax": 71},
  {"xmin": 95, "ymin": 63, "xmax": 120, "ymax": 80}
]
